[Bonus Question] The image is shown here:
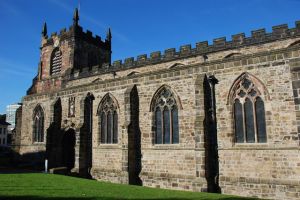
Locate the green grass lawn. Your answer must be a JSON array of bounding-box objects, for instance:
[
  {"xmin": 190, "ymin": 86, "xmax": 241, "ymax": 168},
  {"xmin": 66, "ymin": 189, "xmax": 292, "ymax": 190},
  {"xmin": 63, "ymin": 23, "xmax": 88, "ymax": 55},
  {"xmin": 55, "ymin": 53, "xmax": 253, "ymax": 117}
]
[{"xmin": 0, "ymin": 173, "xmax": 259, "ymax": 200}]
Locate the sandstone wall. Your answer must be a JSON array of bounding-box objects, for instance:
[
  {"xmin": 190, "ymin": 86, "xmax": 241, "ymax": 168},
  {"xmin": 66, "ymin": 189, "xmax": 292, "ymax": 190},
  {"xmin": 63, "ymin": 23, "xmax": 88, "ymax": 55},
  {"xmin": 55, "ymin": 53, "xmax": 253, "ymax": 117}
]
[{"xmin": 18, "ymin": 36, "xmax": 300, "ymax": 199}]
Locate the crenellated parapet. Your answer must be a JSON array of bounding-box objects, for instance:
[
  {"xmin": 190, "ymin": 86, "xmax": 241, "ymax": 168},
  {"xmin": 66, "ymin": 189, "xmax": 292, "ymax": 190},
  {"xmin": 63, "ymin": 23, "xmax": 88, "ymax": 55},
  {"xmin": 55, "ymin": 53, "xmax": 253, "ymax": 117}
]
[
  {"xmin": 41, "ymin": 8, "xmax": 110, "ymax": 50},
  {"xmin": 68, "ymin": 21, "xmax": 300, "ymax": 80},
  {"xmin": 43, "ymin": 25, "xmax": 109, "ymax": 49}
]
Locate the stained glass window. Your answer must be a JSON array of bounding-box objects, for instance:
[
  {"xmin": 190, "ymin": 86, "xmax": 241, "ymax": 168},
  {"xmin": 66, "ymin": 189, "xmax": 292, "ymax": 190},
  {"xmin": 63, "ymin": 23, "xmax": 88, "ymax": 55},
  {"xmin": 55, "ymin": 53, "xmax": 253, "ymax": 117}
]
[
  {"xmin": 153, "ymin": 87, "xmax": 179, "ymax": 144},
  {"xmin": 234, "ymin": 99, "xmax": 244, "ymax": 143},
  {"xmin": 232, "ymin": 74, "xmax": 267, "ymax": 143},
  {"xmin": 107, "ymin": 111, "xmax": 112, "ymax": 143},
  {"xmin": 99, "ymin": 94, "xmax": 118, "ymax": 144},
  {"xmin": 255, "ymin": 97, "xmax": 267, "ymax": 142},
  {"xmin": 113, "ymin": 111, "xmax": 118, "ymax": 143},
  {"xmin": 155, "ymin": 108, "xmax": 162, "ymax": 144},
  {"xmin": 100, "ymin": 112, "xmax": 106, "ymax": 143},
  {"xmin": 33, "ymin": 105, "xmax": 44, "ymax": 142},
  {"xmin": 245, "ymin": 98, "xmax": 255, "ymax": 143},
  {"xmin": 172, "ymin": 106, "xmax": 179, "ymax": 144},
  {"xmin": 163, "ymin": 107, "xmax": 170, "ymax": 144}
]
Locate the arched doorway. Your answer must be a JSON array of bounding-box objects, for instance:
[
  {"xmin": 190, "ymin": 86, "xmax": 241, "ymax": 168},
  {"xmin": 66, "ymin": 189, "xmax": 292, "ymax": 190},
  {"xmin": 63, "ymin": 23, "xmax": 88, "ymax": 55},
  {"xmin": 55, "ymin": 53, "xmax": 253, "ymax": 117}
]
[{"xmin": 62, "ymin": 128, "xmax": 76, "ymax": 171}]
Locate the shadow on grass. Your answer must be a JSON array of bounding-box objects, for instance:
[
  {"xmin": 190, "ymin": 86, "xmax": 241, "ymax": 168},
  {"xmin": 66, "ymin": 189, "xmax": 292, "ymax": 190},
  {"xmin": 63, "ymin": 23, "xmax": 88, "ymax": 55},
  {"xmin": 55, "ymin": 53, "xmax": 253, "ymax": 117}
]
[
  {"xmin": 0, "ymin": 196, "xmax": 259, "ymax": 200},
  {"xmin": 0, "ymin": 147, "xmax": 45, "ymax": 173},
  {"xmin": 0, "ymin": 170, "xmax": 42, "ymax": 174}
]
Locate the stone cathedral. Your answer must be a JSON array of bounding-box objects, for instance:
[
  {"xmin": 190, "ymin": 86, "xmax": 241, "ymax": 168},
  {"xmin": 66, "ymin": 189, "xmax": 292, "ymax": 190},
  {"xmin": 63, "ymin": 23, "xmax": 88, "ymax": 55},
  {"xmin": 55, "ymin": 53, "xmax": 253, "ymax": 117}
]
[{"xmin": 13, "ymin": 8, "xmax": 300, "ymax": 200}]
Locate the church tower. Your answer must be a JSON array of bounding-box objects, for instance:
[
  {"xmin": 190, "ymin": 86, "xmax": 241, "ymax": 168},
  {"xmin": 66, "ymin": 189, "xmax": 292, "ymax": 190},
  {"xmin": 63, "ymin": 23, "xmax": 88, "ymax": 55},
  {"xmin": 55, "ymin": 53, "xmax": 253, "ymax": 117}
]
[{"xmin": 27, "ymin": 8, "xmax": 112, "ymax": 94}]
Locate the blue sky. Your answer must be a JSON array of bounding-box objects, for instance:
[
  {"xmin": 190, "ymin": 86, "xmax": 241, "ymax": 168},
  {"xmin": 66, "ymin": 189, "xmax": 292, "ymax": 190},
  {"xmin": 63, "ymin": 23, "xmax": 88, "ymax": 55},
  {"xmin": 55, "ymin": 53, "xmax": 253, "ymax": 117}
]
[{"xmin": 0, "ymin": 0, "xmax": 299, "ymax": 113}]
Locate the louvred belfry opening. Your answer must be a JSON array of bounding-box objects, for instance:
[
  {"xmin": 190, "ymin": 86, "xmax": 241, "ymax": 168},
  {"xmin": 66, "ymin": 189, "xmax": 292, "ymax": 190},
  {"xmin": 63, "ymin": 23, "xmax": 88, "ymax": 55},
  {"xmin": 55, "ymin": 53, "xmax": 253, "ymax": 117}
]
[{"xmin": 50, "ymin": 48, "xmax": 62, "ymax": 75}]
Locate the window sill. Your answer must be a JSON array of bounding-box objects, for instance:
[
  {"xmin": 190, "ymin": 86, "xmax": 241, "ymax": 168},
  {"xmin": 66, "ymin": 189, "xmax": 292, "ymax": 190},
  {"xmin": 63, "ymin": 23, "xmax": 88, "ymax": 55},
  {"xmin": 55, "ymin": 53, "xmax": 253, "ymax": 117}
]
[
  {"xmin": 230, "ymin": 142, "xmax": 269, "ymax": 150},
  {"xmin": 152, "ymin": 143, "xmax": 182, "ymax": 150},
  {"xmin": 234, "ymin": 142, "xmax": 268, "ymax": 146},
  {"xmin": 32, "ymin": 142, "xmax": 45, "ymax": 145},
  {"xmin": 96, "ymin": 144, "xmax": 120, "ymax": 149},
  {"xmin": 154, "ymin": 143, "xmax": 180, "ymax": 146}
]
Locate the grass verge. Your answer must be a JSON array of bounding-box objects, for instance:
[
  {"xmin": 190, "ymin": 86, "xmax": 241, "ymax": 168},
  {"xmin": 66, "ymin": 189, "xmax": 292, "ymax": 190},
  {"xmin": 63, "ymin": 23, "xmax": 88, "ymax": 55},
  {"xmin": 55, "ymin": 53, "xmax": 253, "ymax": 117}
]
[{"xmin": 0, "ymin": 173, "xmax": 260, "ymax": 200}]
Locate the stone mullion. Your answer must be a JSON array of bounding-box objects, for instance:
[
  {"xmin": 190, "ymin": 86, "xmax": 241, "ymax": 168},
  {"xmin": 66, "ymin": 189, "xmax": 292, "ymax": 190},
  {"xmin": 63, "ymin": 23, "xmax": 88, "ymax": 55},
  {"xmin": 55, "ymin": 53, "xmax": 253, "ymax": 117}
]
[
  {"xmin": 112, "ymin": 111, "xmax": 116, "ymax": 144},
  {"xmin": 170, "ymin": 108, "xmax": 173, "ymax": 144},
  {"xmin": 38, "ymin": 117, "xmax": 41, "ymax": 142},
  {"xmin": 252, "ymin": 98, "xmax": 258, "ymax": 143},
  {"xmin": 35, "ymin": 118, "xmax": 38, "ymax": 142},
  {"xmin": 101, "ymin": 112, "xmax": 107, "ymax": 144},
  {"xmin": 41, "ymin": 115, "xmax": 44, "ymax": 142},
  {"xmin": 237, "ymin": 83, "xmax": 247, "ymax": 143},
  {"xmin": 110, "ymin": 111, "xmax": 113, "ymax": 143},
  {"xmin": 34, "ymin": 118, "xmax": 37, "ymax": 142},
  {"xmin": 161, "ymin": 108, "xmax": 164, "ymax": 144},
  {"xmin": 104, "ymin": 113, "xmax": 107, "ymax": 144},
  {"xmin": 99, "ymin": 114, "xmax": 101, "ymax": 144},
  {"xmin": 106, "ymin": 112, "xmax": 109, "ymax": 143},
  {"xmin": 33, "ymin": 118, "xmax": 36, "ymax": 142}
]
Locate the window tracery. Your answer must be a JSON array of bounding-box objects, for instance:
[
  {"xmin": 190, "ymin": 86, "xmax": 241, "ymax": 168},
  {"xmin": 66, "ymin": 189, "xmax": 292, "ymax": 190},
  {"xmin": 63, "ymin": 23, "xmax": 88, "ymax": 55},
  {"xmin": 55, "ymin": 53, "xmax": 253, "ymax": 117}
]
[
  {"xmin": 98, "ymin": 94, "xmax": 118, "ymax": 144},
  {"xmin": 232, "ymin": 74, "xmax": 267, "ymax": 143},
  {"xmin": 152, "ymin": 87, "xmax": 179, "ymax": 144},
  {"xmin": 33, "ymin": 105, "xmax": 44, "ymax": 143}
]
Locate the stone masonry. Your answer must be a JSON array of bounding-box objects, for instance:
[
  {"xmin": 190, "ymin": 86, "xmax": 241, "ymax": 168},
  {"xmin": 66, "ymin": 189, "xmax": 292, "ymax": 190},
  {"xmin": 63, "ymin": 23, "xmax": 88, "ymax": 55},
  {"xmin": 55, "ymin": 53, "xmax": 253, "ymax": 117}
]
[{"xmin": 13, "ymin": 9, "xmax": 300, "ymax": 200}]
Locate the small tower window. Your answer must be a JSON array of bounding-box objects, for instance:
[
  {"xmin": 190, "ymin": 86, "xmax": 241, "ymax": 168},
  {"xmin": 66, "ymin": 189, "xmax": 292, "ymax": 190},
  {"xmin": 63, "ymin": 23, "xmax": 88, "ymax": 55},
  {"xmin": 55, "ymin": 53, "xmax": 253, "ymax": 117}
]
[{"xmin": 50, "ymin": 48, "xmax": 62, "ymax": 75}]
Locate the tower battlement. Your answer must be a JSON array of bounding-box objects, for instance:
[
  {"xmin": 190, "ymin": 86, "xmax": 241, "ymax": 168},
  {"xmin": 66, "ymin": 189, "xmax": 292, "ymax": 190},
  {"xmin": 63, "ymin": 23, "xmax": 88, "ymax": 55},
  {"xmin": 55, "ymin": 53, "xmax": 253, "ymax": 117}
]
[
  {"xmin": 43, "ymin": 25, "xmax": 109, "ymax": 49},
  {"xmin": 27, "ymin": 8, "xmax": 112, "ymax": 95}
]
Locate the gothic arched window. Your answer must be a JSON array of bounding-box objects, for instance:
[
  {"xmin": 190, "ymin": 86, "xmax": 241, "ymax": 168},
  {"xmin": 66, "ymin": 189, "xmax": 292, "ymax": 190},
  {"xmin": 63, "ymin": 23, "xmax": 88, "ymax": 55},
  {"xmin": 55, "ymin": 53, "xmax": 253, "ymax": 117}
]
[
  {"xmin": 98, "ymin": 94, "xmax": 118, "ymax": 144},
  {"xmin": 33, "ymin": 105, "xmax": 44, "ymax": 142},
  {"xmin": 50, "ymin": 48, "xmax": 62, "ymax": 75},
  {"xmin": 152, "ymin": 87, "xmax": 179, "ymax": 144},
  {"xmin": 230, "ymin": 73, "xmax": 267, "ymax": 143}
]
